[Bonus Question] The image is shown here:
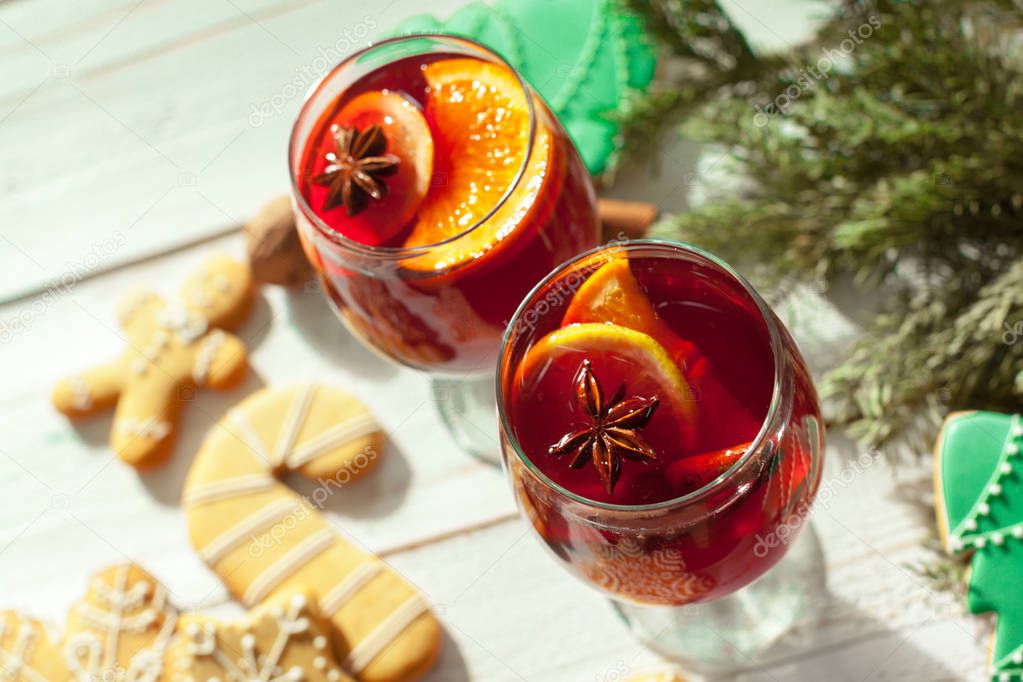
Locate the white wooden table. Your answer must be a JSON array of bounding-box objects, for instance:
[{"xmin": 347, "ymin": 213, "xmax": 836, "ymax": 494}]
[{"xmin": 0, "ymin": 1, "xmax": 993, "ymax": 679}]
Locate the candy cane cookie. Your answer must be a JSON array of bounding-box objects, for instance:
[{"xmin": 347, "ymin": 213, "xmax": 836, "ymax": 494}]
[
  {"xmin": 182, "ymin": 384, "xmax": 441, "ymax": 682},
  {"xmin": 52, "ymin": 255, "xmax": 254, "ymax": 469}
]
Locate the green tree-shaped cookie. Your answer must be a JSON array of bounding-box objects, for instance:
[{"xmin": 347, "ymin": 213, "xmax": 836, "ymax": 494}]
[
  {"xmin": 391, "ymin": 0, "xmax": 657, "ymax": 175},
  {"xmin": 936, "ymin": 411, "xmax": 1023, "ymax": 681}
]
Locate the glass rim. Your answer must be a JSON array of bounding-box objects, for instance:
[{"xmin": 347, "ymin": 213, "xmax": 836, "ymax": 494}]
[
  {"xmin": 496, "ymin": 238, "xmax": 787, "ymax": 513},
  {"xmin": 287, "ymin": 33, "xmax": 538, "ymax": 260}
]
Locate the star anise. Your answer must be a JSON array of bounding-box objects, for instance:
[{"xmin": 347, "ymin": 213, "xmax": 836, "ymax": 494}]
[
  {"xmin": 312, "ymin": 124, "xmax": 399, "ymax": 217},
  {"xmin": 548, "ymin": 359, "xmax": 660, "ymax": 495}
]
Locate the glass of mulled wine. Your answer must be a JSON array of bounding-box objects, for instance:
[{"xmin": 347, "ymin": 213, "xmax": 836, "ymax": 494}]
[
  {"xmin": 289, "ymin": 35, "xmax": 599, "ymax": 458},
  {"xmin": 498, "ymin": 240, "xmax": 826, "ymax": 672}
]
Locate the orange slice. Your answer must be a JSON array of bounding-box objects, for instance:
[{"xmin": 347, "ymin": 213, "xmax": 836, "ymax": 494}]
[
  {"xmin": 565, "ymin": 255, "xmax": 763, "ymax": 451},
  {"xmin": 564, "ymin": 255, "xmax": 679, "ymax": 349},
  {"xmin": 304, "ymin": 90, "xmax": 433, "ymax": 246},
  {"xmin": 401, "ymin": 59, "xmax": 554, "ymax": 272},
  {"xmin": 666, "ymin": 441, "xmax": 751, "ymax": 491},
  {"xmin": 516, "ymin": 323, "xmax": 698, "ymax": 455}
]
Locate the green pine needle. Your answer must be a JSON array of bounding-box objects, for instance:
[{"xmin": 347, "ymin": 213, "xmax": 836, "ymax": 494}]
[{"xmin": 623, "ymin": 0, "xmax": 1023, "ymax": 451}]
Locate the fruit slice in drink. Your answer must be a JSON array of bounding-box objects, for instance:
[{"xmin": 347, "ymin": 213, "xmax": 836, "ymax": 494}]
[
  {"xmin": 514, "ymin": 322, "xmax": 697, "ymax": 504},
  {"xmin": 564, "ymin": 256, "xmax": 762, "ymax": 451},
  {"xmin": 402, "ymin": 59, "xmax": 556, "ymax": 275},
  {"xmin": 303, "ymin": 91, "xmax": 433, "ymax": 246}
]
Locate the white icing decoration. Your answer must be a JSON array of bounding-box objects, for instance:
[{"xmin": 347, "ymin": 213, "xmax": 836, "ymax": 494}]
[
  {"xmin": 69, "ymin": 376, "xmax": 93, "ymax": 411},
  {"xmin": 227, "ymin": 409, "xmax": 274, "ymax": 466},
  {"xmin": 243, "ymin": 530, "xmax": 335, "ymax": 605},
  {"xmin": 158, "ymin": 304, "xmax": 208, "ymax": 344},
  {"xmin": 132, "ymin": 327, "xmax": 177, "ymax": 377},
  {"xmin": 286, "ymin": 412, "xmax": 379, "ymax": 469},
  {"xmin": 0, "ymin": 618, "xmax": 50, "ymax": 682},
  {"xmin": 319, "ymin": 561, "xmax": 383, "ymax": 618},
  {"xmin": 950, "ymin": 416, "xmax": 1023, "ymax": 551},
  {"xmin": 342, "ymin": 595, "xmax": 429, "ymax": 674},
  {"xmin": 118, "ymin": 417, "xmax": 172, "ymax": 442},
  {"xmin": 182, "ymin": 474, "xmax": 275, "ymax": 507},
  {"xmin": 274, "ymin": 386, "xmax": 317, "ymax": 467},
  {"xmin": 199, "ymin": 499, "xmax": 303, "ymax": 565},
  {"xmin": 188, "ymin": 288, "xmax": 214, "ymax": 310},
  {"xmin": 183, "ymin": 596, "xmax": 317, "ymax": 682},
  {"xmin": 192, "ymin": 330, "xmax": 227, "ymax": 385},
  {"xmin": 64, "ymin": 565, "xmax": 178, "ymax": 682}
]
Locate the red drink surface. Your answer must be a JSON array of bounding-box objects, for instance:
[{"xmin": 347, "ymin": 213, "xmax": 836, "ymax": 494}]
[
  {"xmin": 292, "ymin": 53, "xmax": 598, "ymax": 373},
  {"xmin": 500, "ymin": 246, "xmax": 823, "ymax": 605}
]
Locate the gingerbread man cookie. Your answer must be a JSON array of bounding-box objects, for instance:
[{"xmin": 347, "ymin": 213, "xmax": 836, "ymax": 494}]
[
  {"xmin": 169, "ymin": 589, "xmax": 354, "ymax": 682},
  {"xmin": 935, "ymin": 411, "xmax": 1023, "ymax": 681},
  {"xmin": 0, "ymin": 611, "xmax": 68, "ymax": 681},
  {"xmin": 182, "ymin": 384, "xmax": 440, "ymax": 682},
  {"xmin": 52, "ymin": 254, "xmax": 253, "ymax": 469},
  {"xmin": 63, "ymin": 563, "xmax": 178, "ymax": 682}
]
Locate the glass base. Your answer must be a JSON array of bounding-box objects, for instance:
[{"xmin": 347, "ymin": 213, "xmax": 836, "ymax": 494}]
[
  {"xmin": 613, "ymin": 522, "xmax": 827, "ymax": 675},
  {"xmin": 431, "ymin": 374, "xmax": 502, "ymax": 465}
]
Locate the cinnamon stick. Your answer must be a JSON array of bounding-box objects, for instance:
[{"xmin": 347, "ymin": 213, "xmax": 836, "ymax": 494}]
[{"xmin": 598, "ymin": 198, "xmax": 659, "ymax": 241}]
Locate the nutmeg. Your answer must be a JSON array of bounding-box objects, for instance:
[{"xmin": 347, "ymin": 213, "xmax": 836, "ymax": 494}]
[{"xmin": 245, "ymin": 195, "xmax": 312, "ymax": 286}]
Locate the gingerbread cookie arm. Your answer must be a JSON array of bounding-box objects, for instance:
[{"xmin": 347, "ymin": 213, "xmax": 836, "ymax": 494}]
[
  {"xmin": 183, "ymin": 384, "xmax": 441, "ymax": 682},
  {"xmin": 52, "ymin": 359, "xmax": 125, "ymax": 419},
  {"xmin": 110, "ymin": 375, "xmax": 182, "ymax": 470},
  {"xmin": 193, "ymin": 330, "xmax": 248, "ymax": 390}
]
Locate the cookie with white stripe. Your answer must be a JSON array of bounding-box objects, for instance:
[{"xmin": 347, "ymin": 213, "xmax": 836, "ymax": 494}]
[
  {"xmin": 51, "ymin": 254, "xmax": 253, "ymax": 469},
  {"xmin": 0, "ymin": 611, "xmax": 68, "ymax": 682},
  {"xmin": 169, "ymin": 589, "xmax": 353, "ymax": 682},
  {"xmin": 183, "ymin": 384, "xmax": 440, "ymax": 682}
]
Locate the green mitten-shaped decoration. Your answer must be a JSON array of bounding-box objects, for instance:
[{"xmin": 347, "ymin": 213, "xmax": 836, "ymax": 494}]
[
  {"xmin": 935, "ymin": 411, "xmax": 1023, "ymax": 681},
  {"xmin": 391, "ymin": 0, "xmax": 657, "ymax": 175}
]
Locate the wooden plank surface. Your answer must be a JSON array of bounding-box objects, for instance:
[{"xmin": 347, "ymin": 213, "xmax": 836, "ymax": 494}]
[{"xmin": 0, "ymin": 1, "xmax": 991, "ymax": 680}]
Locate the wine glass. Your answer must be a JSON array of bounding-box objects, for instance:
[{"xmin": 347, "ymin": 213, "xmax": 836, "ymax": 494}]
[
  {"xmin": 497, "ymin": 240, "xmax": 826, "ymax": 672},
  {"xmin": 289, "ymin": 34, "xmax": 599, "ymax": 460}
]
